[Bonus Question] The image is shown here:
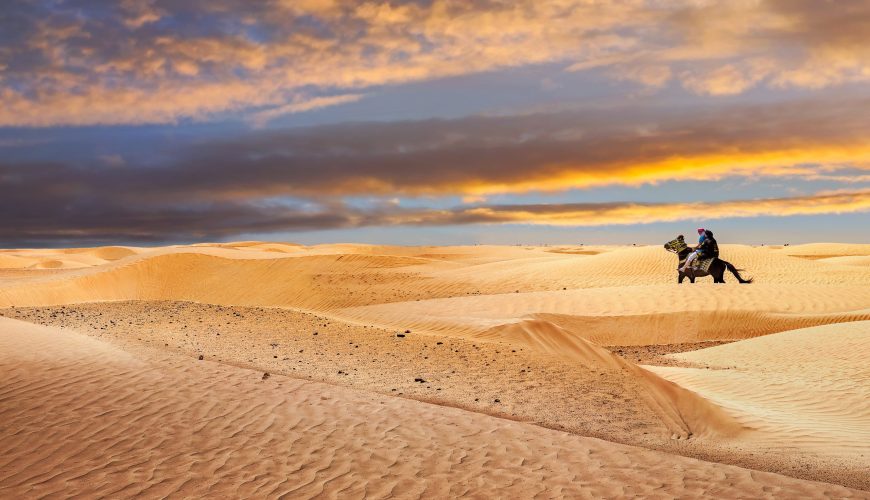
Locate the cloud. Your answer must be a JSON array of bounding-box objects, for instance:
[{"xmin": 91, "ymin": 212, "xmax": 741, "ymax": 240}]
[
  {"xmin": 98, "ymin": 154, "xmax": 126, "ymax": 168},
  {"xmin": 120, "ymin": 98, "xmax": 870, "ymax": 199},
  {"xmin": 2, "ymin": 0, "xmax": 869, "ymax": 126},
  {"xmin": 119, "ymin": 0, "xmax": 164, "ymax": 28},
  {"xmin": 246, "ymin": 94, "xmax": 366, "ymax": 128},
  {"xmin": 439, "ymin": 189, "xmax": 870, "ymax": 227},
  {"xmin": 0, "ymin": 0, "xmax": 643, "ymax": 126},
  {"xmin": 612, "ymin": 64, "xmax": 672, "ymax": 88},
  {"xmin": 2, "ymin": 97, "xmax": 869, "ymax": 202},
  {"xmin": 2, "ymin": 182, "xmax": 867, "ymax": 246},
  {"xmin": 674, "ymin": 1, "xmax": 870, "ymax": 92},
  {"xmin": 680, "ymin": 62, "xmax": 772, "ymax": 96},
  {"xmin": 2, "ymin": 93, "xmax": 869, "ymax": 245}
]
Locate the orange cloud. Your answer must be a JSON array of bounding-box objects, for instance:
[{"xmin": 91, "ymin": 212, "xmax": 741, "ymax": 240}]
[
  {"xmin": 443, "ymin": 190, "xmax": 870, "ymax": 227},
  {"xmin": 6, "ymin": 99, "xmax": 856, "ymax": 205},
  {"xmin": 3, "ymin": 0, "xmax": 868, "ymax": 126},
  {"xmin": 3, "ymin": 178, "xmax": 866, "ymax": 245},
  {"xmin": 680, "ymin": 62, "xmax": 771, "ymax": 96},
  {"xmin": 461, "ymin": 146, "xmax": 870, "ymax": 198}
]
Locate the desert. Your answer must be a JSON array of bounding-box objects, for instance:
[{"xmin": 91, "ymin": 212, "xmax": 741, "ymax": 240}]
[
  {"xmin": 5, "ymin": 1, "xmax": 870, "ymax": 498},
  {"xmin": 1, "ymin": 242, "xmax": 868, "ymax": 497}
]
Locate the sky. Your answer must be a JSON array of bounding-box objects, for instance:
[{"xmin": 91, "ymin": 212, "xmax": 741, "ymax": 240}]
[{"xmin": 1, "ymin": 0, "xmax": 869, "ymax": 247}]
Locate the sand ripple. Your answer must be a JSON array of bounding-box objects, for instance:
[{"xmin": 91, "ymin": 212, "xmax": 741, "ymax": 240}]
[
  {"xmin": 1, "ymin": 317, "xmax": 865, "ymax": 499},
  {"xmin": 646, "ymin": 322, "xmax": 870, "ymax": 462}
]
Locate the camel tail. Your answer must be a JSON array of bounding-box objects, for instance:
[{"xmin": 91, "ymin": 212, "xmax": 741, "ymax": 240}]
[{"xmin": 724, "ymin": 260, "xmax": 753, "ymax": 284}]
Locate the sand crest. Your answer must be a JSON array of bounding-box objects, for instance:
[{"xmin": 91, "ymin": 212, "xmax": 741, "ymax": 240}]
[{"xmin": 646, "ymin": 321, "xmax": 870, "ymax": 461}]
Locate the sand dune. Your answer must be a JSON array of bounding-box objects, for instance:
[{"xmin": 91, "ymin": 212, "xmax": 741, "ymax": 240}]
[
  {"xmin": 0, "ymin": 251, "xmax": 447, "ymax": 309},
  {"xmin": 0, "ymin": 254, "xmax": 38, "ymax": 269},
  {"xmin": 2, "ymin": 317, "xmax": 865, "ymax": 499},
  {"xmin": 1, "ymin": 241, "xmax": 869, "ymax": 493},
  {"xmin": 337, "ymin": 285, "xmax": 870, "ymax": 345},
  {"xmin": 646, "ymin": 321, "xmax": 870, "ymax": 460},
  {"xmin": 0, "ymin": 239, "xmax": 865, "ymax": 328},
  {"xmin": 0, "ymin": 246, "xmax": 143, "ymax": 270},
  {"xmin": 776, "ymin": 243, "xmax": 870, "ymax": 258},
  {"xmin": 61, "ymin": 245, "xmax": 141, "ymax": 260},
  {"xmin": 2, "ymin": 242, "xmax": 869, "ymax": 315},
  {"xmin": 482, "ymin": 319, "xmax": 744, "ymax": 440},
  {"xmin": 814, "ymin": 255, "xmax": 870, "ymax": 267}
]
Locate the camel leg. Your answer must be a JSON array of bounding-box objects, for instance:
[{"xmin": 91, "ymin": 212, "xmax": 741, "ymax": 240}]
[{"xmin": 678, "ymin": 272, "xmax": 686, "ymax": 284}]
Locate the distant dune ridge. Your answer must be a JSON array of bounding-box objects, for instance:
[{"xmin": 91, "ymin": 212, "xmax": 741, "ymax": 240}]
[{"xmin": 1, "ymin": 242, "xmax": 869, "ymax": 495}]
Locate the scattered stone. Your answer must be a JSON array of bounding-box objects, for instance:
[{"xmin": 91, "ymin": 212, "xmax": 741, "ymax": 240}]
[
  {"xmin": 198, "ymin": 355, "xmax": 204, "ymax": 360},
  {"xmin": 262, "ymin": 372, "xmax": 270, "ymax": 380},
  {"xmin": 494, "ymin": 399, "xmax": 501, "ymax": 403},
  {"xmin": 396, "ymin": 333, "xmax": 405, "ymax": 338},
  {"xmin": 414, "ymin": 377, "xmax": 426, "ymax": 383}
]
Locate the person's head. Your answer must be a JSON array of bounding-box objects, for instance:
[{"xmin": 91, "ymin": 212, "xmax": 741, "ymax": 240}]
[{"xmin": 697, "ymin": 228, "xmax": 705, "ymax": 235}]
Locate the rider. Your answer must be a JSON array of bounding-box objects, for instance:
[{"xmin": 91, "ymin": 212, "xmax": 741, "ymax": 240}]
[
  {"xmin": 679, "ymin": 228, "xmax": 706, "ymax": 272},
  {"xmin": 702, "ymin": 229, "xmax": 719, "ymax": 259}
]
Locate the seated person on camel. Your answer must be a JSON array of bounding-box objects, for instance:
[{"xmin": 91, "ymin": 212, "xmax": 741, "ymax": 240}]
[{"xmin": 679, "ymin": 228, "xmax": 706, "ymax": 273}]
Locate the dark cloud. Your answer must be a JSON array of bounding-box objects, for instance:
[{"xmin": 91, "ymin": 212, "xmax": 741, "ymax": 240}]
[
  {"xmin": 3, "ymin": 180, "xmax": 868, "ymax": 247},
  {"xmin": 7, "ymin": 96, "xmax": 867, "ymax": 199},
  {"xmin": 0, "ymin": 194, "xmax": 358, "ymax": 247},
  {"xmin": 1, "ymin": 96, "xmax": 869, "ymax": 245}
]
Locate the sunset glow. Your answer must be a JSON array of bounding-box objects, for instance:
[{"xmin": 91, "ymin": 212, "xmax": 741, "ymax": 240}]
[{"xmin": 2, "ymin": 0, "xmax": 869, "ymax": 245}]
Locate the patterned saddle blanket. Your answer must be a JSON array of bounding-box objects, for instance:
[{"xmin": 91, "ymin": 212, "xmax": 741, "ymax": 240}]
[{"xmin": 687, "ymin": 257, "xmax": 715, "ymax": 273}]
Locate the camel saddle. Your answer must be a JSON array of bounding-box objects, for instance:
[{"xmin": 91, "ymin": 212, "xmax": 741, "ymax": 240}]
[{"xmin": 689, "ymin": 257, "xmax": 715, "ymax": 273}]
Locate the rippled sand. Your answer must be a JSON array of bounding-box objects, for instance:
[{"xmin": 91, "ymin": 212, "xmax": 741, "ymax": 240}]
[
  {"xmin": 1, "ymin": 242, "xmax": 868, "ymax": 496},
  {"xmin": 2, "ymin": 318, "xmax": 865, "ymax": 498}
]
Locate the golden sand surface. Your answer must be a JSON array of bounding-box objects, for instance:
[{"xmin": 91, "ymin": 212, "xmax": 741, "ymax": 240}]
[
  {"xmin": 1, "ymin": 318, "xmax": 866, "ymax": 499},
  {"xmin": 1, "ymin": 242, "xmax": 869, "ymax": 496}
]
